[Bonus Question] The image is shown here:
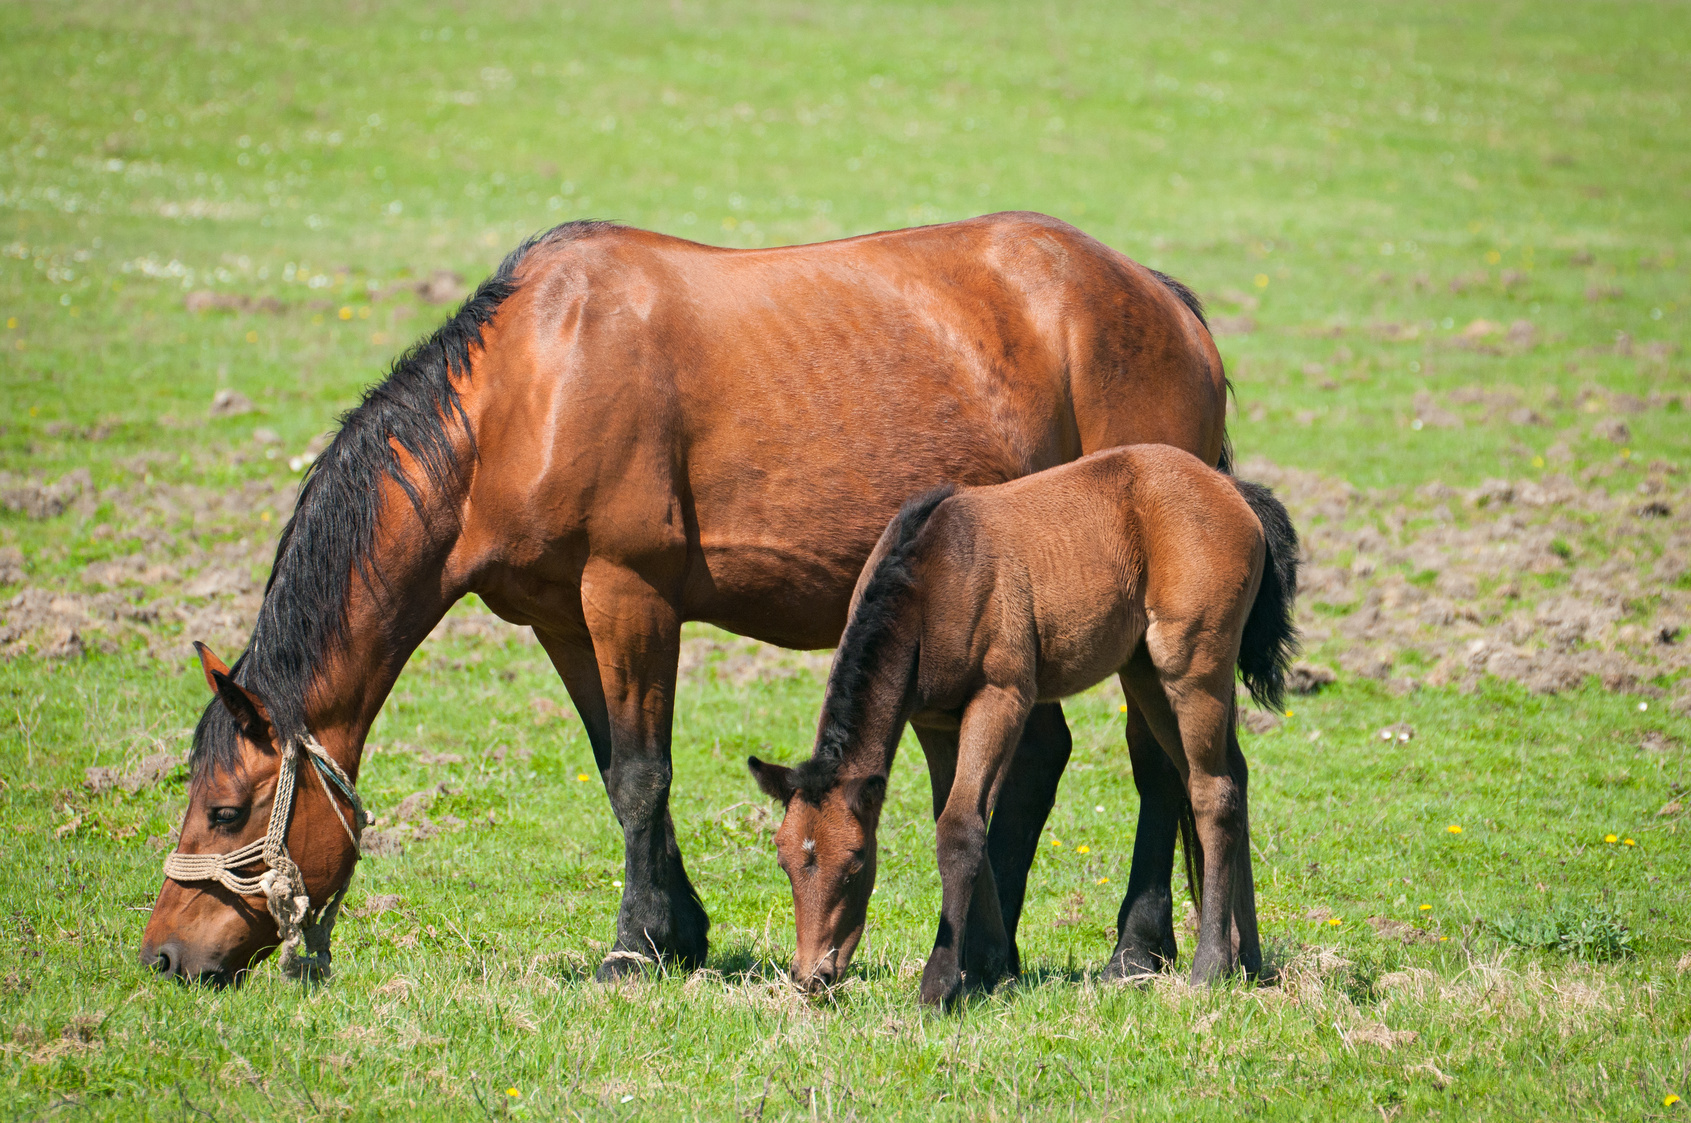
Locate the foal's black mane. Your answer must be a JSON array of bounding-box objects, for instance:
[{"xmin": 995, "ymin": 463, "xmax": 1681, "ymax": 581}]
[
  {"xmin": 793, "ymin": 486, "xmax": 954, "ymax": 800},
  {"xmin": 193, "ymin": 220, "xmax": 616, "ymax": 774}
]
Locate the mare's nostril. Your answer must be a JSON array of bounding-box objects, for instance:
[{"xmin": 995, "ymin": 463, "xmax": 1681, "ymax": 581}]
[{"xmin": 147, "ymin": 940, "xmax": 185, "ymax": 978}]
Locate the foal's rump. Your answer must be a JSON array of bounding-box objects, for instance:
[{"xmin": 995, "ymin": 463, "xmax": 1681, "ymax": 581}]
[{"xmin": 909, "ymin": 444, "xmax": 1294, "ymax": 706}]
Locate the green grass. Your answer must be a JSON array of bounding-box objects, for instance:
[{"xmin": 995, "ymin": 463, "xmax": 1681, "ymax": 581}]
[{"xmin": 2, "ymin": 0, "xmax": 1690, "ymax": 1118}]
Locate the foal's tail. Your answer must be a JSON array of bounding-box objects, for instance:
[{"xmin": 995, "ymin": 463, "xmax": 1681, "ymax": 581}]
[{"xmin": 1229, "ymin": 479, "xmax": 1301, "ymax": 712}]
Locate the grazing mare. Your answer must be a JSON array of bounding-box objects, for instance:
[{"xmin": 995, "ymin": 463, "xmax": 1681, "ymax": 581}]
[
  {"xmin": 140, "ymin": 212, "xmax": 1230, "ymax": 985},
  {"xmin": 749, "ymin": 445, "xmax": 1298, "ymax": 1005}
]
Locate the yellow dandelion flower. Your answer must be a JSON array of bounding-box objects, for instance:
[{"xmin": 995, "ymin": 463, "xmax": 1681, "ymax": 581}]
[
  {"xmin": 1604, "ymin": 834, "xmax": 1618, "ymax": 844},
  {"xmin": 338, "ymin": 306, "xmax": 353, "ymax": 321},
  {"xmin": 1119, "ymin": 703, "xmax": 1128, "ymax": 713},
  {"xmin": 1327, "ymin": 917, "xmax": 1342, "ymax": 928},
  {"xmin": 1624, "ymin": 838, "xmax": 1636, "ymax": 846},
  {"xmin": 1419, "ymin": 904, "xmax": 1432, "ymax": 912},
  {"xmin": 1253, "ymin": 273, "xmax": 1269, "ymax": 288},
  {"xmin": 1284, "ymin": 709, "xmax": 1294, "ymax": 717},
  {"xmin": 507, "ymin": 1088, "xmax": 521, "ymax": 1098},
  {"xmin": 1439, "ymin": 935, "xmax": 1449, "ymax": 942},
  {"xmin": 1447, "ymin": 825, "xmax": 1462, "ymax": 834},
  {"xmin": 1665, "ymin": 1094, "xmax": 1680, "ymax": 1108},
  {"xmin": 1077, "ymin": 845, "xmax": 1091, "ymax": 854},
  {"xmin": 577, "ymin": 772, "xmax": 590, "ymax": 782},
  {"xmin": 1096, "ymin": 877, "xmax": 1110, "ymax": 885},
  {"xmin": 1051, "ymin": 839, "xmax": 1064, "ymax": 848}
]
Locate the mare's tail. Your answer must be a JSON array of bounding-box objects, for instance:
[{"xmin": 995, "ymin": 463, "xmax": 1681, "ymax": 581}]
[{"xmin": 1229, "ymin": 479, "xmax": 1301, "ymax": 711}]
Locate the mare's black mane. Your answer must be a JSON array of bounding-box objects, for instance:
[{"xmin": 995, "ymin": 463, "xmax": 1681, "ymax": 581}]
[
  {"xmin": 193, "ymin": 220, "xmax": 616, "ymax": 774},
  {"xmin": 793, "ymin": 486, "xmax": 954, "ymax": 800},
  {"xmin": 1148, "ymin": 268, "xmax": 1207, "ymax": 329},
  {"xmin": 1148, "ymin": 267, "xmax": 1235, "ymax": 474}
]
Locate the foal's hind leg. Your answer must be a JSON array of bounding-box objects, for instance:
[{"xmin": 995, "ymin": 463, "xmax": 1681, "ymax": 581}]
[
  {"xmin": 914, "ymin": 722, "xmax": 1012, "ymax": 993},
  {"xmin": 1103, "ymin": 680, "xmax": 1184, "ymax": 981},
  {"xmin": 1123, "ymin": 655, "xmax": 1251, "ymax": 985},
  {"xmin": 1225, "ymin": 721, "xmax": 1262, "ymax": 978}
]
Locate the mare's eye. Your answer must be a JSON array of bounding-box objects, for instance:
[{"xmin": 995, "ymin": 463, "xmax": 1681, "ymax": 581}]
[{"xmin": 211, "ymin": 807, "xmax": 243, "ymax": 825}]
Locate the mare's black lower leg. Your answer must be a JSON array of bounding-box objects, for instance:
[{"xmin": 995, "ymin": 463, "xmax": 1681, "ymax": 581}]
[
  {"xmin": 538, "ymin": 613, "xmax": 708, "ymax": 980},
  {"xmin": 982, "ymin": 701, "xmax": 1072, "ymax": 977},
  {"xmin": 1105, "ymin": 697, "xmax": 1185, "ymax": 981}
]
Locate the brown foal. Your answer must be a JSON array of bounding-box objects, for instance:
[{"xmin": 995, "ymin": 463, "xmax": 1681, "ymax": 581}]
[
  {"xmin": 140, "ymin": 213, "xmax": 1231, "ymax": 985},
  {"xmin": 751, "ymin": 445, "xmax": 1299, "ymax": 1005}
]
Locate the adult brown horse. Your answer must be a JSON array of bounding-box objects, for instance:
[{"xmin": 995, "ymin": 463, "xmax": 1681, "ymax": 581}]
[{"xmin": 140, "ymin": 212, "xmax": 1229, "ymax": 985}]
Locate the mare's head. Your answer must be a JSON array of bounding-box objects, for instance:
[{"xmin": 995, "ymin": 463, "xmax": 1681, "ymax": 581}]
[
  {"xmin": 748, "ymin": 755, "xmax": 887, "ymax": 993},
  {"xmin": 139, "ymin": 643, "xmax": 358, "ymax": 986}
]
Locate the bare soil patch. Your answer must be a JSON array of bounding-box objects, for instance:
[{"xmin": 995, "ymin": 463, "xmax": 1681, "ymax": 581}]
[{"xmin": 3, "ymin": 454, "xmax": 1687, "ymax": 711}]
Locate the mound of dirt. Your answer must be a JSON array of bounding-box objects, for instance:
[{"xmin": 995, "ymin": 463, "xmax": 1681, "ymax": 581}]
[{"xmin": 1243, "ymin": 454, "xmax": 1691, "ymax": 707}]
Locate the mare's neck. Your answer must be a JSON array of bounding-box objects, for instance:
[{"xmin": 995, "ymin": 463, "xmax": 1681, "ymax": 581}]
[{"xmin": 289, "ymin": 488, "xmax": 465, "ymax": 781}]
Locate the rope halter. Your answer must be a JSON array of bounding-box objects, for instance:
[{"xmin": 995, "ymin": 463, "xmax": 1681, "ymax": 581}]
[{"xmin": 162, "ymin": 734, "xmax": 369, "ymax": 980}]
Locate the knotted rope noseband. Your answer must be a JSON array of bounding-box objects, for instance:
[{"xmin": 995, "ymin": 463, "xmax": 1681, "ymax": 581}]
[{"xmin": 163, "ymin": 735, "xmax": 369, "ymax": 979}]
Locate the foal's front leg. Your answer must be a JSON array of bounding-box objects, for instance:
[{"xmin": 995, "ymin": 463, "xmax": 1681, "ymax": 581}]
[
  {"xmin": 913, "ymin": 722, "xmax": 1012, "ymax": 993},
  {"xmin": 922, "ymin": 687, "xmax": 1030, "ymax": 1009}
]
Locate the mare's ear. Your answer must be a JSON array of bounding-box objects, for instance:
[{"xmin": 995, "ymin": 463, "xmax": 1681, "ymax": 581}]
[
  {"xmin": 196, "ymin": 641, "xmax": 273, "ymax": 741},
  {"xmin": 747, "ymin": 756, "xmax": 798, "ymax": 804},
  {"xmin": 194, "ymin": 641, "xmax": 231, "ymax": 694},
  {"xmin": 848, "ymin": 774, "xmax": 888, "ymax": 818}
]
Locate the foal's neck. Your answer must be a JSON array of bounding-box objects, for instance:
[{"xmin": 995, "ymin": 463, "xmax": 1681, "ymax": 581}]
[{"xmin": 817, "ymin": 620, "xmax": 921, "ymax": 778}]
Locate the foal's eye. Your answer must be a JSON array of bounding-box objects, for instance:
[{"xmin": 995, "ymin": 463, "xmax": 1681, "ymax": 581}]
[{"xmin": 211, "ymin": 807, "xmax": 243, "ymax": 825}]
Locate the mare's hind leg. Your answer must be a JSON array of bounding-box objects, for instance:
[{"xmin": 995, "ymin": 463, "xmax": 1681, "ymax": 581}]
[
  {"xmin": 922, "ymin": 687, "xmax": 1031, "ymax": 1008},
  {"xmin": 983, "ymin": 702, "xmax": 1073, "ymax": 978},
  {"xmin": 1103, "ymin": 677, "xmax": 1184, "ymax": 981},
  {"xmin": 536, "ymin": 562, "xmax": 709, "ymax": 979},
  {"xmin": 913, "ymin": 722, "xmax": 1011, "ymax": 993}
]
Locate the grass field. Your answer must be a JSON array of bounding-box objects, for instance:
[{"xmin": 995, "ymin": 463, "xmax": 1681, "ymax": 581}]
[{"xmin": 2, "ymin": 0, "xmax": 1690, "ymax": 1118}]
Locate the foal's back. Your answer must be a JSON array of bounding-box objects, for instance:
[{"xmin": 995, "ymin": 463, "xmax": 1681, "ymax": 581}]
[{"xmin": 913, "ymin": 445, "xmax": 1263, "ymax": 704}]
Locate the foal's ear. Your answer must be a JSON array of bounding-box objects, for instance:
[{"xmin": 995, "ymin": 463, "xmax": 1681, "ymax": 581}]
[
  {"xmin": 747, "ymin": 756, "xmax": 798, "ymax": 804},
  {"xmin": 848, "ymin": 774, "xmax": 888, "ymax": 818},
  {"xmin": 196, "ymin": 641, "xmax": 273, "ymax": 740}
]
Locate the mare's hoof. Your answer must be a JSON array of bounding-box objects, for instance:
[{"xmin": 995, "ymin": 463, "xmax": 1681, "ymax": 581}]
[
  {"xmin": 919, "ymin": 967, "xmax": 964, "ymax": 1009},
  {"xmin": 1187, "ymin": 954, "xmax": 1238, "ymax": 987},
  {"xmin": 594, "ymin": 950, "xmax": 660, "ymax": 982},
  {"xmin": 1102, "ymin": 949, "xmax": 1165, "ymax": 985},
  {"xmin": 961, "ymin": 949, "xmax": 1012, "ymax": 993}
]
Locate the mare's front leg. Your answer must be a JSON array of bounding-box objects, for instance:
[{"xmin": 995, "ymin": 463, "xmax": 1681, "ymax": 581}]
[
  {"xmin": 1104, "ymin": 673, "xmax": 1185, "ymax": 981},
  {"xmin": 922, "ymin": 687, "xmax": 1031, "ymax": 1009},
  {"xmin": 544, "ymin": 559, "xmax": 708, "ymax": 979},
  {"xmin": 913, "ymin": 721, "xmax": 1011, "ymax": 993},
  {"xmin": 982, "ymin": 702, "xmax": 1072, "ymax": 978}
]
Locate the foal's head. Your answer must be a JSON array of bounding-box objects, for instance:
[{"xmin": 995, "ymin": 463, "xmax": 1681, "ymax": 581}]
[{"xmin": 748, "ymin": 756, "xmax": 887, "ymax": 993}]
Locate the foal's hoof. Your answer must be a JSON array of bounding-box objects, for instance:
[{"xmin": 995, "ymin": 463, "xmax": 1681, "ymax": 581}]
[{"xmin": 594, "ymin": 950, "xmax": 660, "ymax": 982}]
